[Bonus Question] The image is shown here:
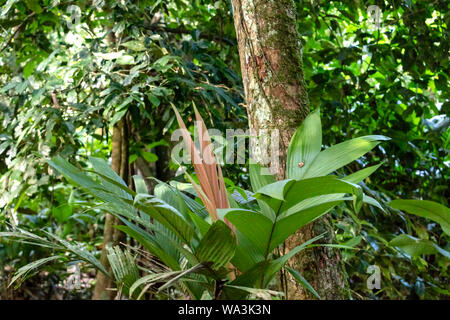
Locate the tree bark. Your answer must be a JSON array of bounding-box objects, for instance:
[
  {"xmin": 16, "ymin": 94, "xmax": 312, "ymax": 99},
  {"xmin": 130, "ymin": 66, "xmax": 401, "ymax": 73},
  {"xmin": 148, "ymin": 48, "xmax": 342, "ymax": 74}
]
[
  {"xmin": 92, "ymin": 117, "xmax": 130, "ymax": 300},
  {"xmin": 231, "ymin": 0, "xmax": 349, "ymax": 299}
]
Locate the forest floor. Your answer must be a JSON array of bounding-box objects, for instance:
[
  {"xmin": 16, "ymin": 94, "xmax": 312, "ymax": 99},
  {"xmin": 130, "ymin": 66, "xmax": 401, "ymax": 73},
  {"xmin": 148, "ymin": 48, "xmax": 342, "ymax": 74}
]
[{"xmin": 0, "ymin": 266, "xmax": 94, "ymax": 300}]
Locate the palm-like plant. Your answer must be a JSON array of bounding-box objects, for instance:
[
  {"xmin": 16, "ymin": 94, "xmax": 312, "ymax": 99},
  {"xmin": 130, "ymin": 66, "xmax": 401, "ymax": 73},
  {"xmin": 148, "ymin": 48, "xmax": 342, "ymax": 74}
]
[
  {"xmin": 3, "ymin": 108, "xmax": 447, "ymax": 299},
  {"xmin": 43, "ymin": 108, "xmax": 387, "ymax": 299}
]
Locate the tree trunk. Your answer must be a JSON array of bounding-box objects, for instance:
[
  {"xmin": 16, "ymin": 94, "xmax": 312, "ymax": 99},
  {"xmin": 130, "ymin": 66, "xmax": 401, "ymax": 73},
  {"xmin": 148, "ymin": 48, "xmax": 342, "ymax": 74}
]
[
  {"xmin": 92, "ymin": 116, "xmax": 130, "ymax": 300},
  {"xmin": 231, "ymin": 0, "xmax": 349, "ymax": 299}
]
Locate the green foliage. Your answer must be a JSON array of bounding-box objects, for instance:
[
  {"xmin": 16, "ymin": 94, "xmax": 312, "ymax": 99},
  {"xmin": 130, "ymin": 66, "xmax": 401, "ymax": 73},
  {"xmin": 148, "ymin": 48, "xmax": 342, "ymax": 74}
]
[
  {"xmin": 389, "ymin": 200, "xmax": 450, "ymax": 236},
  {"xmin": 195, "ymin": 221, "xmax": 236, "ymax": 270},
  {"xmin": 4, "ymin": 105, "xmax": 449, "ymax": 300},
  {"xmin": 0, "ymin": 0, "xmax": 448, "ymax": 300},
  {"xmin": 294, "ymin": 0, "xmax": 449, "ymax": 299},
  {"xmin": 106, "ymin": 246, "xmax": 140, "ymax": 298},
  {"xmin": 389, "ymin": 234, "xmax": 450, "ymax": 258},
  {"xmin": 19, "ymin": 110, "xmax": 438, "ymax": 300}
]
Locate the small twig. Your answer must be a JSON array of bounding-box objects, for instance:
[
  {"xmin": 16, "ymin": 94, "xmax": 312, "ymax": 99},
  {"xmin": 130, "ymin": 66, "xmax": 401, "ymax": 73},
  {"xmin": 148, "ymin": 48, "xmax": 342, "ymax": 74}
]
[{"xmin": 51, "ymin": 92, "xmax": 60, "ymax": 109}]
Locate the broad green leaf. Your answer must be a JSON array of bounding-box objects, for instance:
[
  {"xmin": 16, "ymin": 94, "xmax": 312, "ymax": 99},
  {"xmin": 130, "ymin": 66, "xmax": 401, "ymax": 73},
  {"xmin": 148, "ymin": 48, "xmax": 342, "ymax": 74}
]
[
  {"xmin": 231, "ymin": 230, "xmax": 265, "ymax": 273},
  {"xmin": 148, "ymin": 94, "xmax": 161, "ymax": 107},
  {"xmin": 302, "ymin": 135, "xmax": 390, "ymax": 179},
  {"xmin": 249, "ymin": 162, "xmax": 276, "ymax": 192},
  {"xmin": 154, "ymin": 183, "xmax": 188, "ymax": 218},
  {"xmin": 23, "ymin": 60, "xmax": 37, "ymax": 78},
  {"xmin": 256, "ymin": 176, "xmax": 362, "ymax": 216},
  {"xmin": 285, "ymin": 194, "xmax": 383, "ymax": 218},
  {"xmin": 188, "ymin": 210, "xmax": 211, "ymax": 237},
  {"xmin": 256, "ymin": 179, "xmax": 295, "ymax": 202},
  {"xmin": 48, "ymin": 156, "xmax": 101, "ymax": 191},
  {"xmin": 228, "ymin": 260, "xmax": 272, "ymax": 292},
  {"xmin": 286, "ymin": 108, "xmax": 322, "ymax": 180},
  {"xmin": 88, "ymin": 156, "xmax": 134, "ymax": 199},
  {"xmin": 52, "ymin": 204, "xmax": 73, "ymax": 223},
  {"xmin": 389, "ymin": 234, "xmax": 450, "ymax": 258},
  {"xmin": 343, "ymin": 163, "xmax": 383, "ymax": 183},
  {"xmin": 195, "ymin": 221, "xmax": 236, "ymax": 270},
  {"xmin": 281, "ymin": 177, "xmax": 363, "ymax": 214},
  {"xmin": 133, "ymin": 175, "xmax": 148, "ymax": 194},
  {"xmin": 389, "ymin": 200, "xmax": 450, "ymax": 236},
  {"xmin": 180, "ymin": 191, "xmax": 209, "ymax": 219},
  {"xmin": 361, "ymin": 195, "xmax": 385, "ymax": 212},
  {"xmin": 249, "ymin": 163, "xmax": 276, "ymax": 220},
  {"xmin": 110, "ymin": 107, "xmax": 128, "ymax": 126},
  {"xmin": 342, "ymin": 235, "xmax": 363, "ymax": 248},
  {"xmin": 115, "ymin": 211, "xmax": 198, "ymax": 268},
  {"xmin": 223, "ymin": 208, "xmax": 273, "ymax": 255},
  {"xmin": 271, "ymin": 201, "xmax": 342, "ymax": 251},
  {"xmin": 253, "ymin": 179, "xmax": 294, "ymax": 214},
  {"xmin": 142, "ymin": 151, "xmax": 158, "ymax": 162},
  {"xmin": 132, "ymin": 197, "xmax": 196, "ymax": 246}
]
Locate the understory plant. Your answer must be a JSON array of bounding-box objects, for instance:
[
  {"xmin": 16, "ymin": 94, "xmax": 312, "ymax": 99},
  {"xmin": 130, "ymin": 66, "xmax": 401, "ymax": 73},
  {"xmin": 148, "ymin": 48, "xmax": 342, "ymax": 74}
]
[{"xmin": 2, "ymin": 108, "xmax": 448, "ymax": 299}]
